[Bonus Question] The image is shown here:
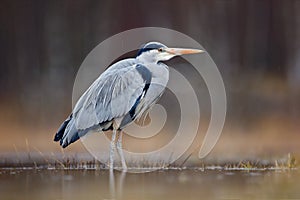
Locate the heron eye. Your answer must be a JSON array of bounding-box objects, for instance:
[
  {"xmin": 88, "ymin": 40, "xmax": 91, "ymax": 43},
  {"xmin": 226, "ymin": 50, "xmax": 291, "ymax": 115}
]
[{"xmin": 158, "ymin": 48, "xmax": 163, "ymax": 52}]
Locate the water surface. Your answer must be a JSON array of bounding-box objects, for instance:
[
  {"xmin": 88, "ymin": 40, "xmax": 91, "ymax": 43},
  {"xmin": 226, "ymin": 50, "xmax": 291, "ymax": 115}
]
[{"xmin": 0, "ymin": 169, "xmax": 299, "ymax": 199}]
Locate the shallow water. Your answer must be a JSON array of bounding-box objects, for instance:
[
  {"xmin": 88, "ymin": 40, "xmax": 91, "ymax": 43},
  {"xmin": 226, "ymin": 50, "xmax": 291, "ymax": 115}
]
[{"xmin": 0, "ymin": 169, "xmax": 299, "ymax": 200}]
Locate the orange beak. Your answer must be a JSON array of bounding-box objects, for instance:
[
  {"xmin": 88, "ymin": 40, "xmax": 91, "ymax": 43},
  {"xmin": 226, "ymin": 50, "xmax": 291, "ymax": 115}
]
[{"xmin": 165, "ymin": 48, "xmax": 204, "ymax": 55}]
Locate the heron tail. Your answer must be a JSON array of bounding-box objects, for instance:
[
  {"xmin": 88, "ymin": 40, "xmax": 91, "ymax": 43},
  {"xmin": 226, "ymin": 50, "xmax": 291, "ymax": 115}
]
[
  {"xmin": 54, "ymin": 114, "xmax": 84, "ymax": 148},
  {"xmin": 54, "ymin": 114, "xmax": 72, "ymax": 142}
]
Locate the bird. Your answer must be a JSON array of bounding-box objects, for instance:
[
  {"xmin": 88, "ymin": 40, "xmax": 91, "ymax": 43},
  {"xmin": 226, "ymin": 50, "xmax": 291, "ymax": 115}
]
[{"xmin": 54, "ymin": 41, "xmax": 204, "ymax": 171}]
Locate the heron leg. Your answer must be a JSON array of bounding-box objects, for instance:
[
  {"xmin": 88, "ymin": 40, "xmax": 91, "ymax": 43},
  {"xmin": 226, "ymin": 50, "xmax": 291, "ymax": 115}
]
[
  {"xmin": 116, "ymin": 131, "xmax": 127, "ymax": 171},
  {"xmin": 109, "ymin": 128, "xmax": 117, "ymax": 171}
]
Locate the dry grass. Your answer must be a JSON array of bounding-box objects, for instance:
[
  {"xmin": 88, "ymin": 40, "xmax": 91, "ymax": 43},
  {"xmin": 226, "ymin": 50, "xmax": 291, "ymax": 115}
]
[{"xmin": 0, "ymin": 152, "xmax": 298, "ymax": 172}]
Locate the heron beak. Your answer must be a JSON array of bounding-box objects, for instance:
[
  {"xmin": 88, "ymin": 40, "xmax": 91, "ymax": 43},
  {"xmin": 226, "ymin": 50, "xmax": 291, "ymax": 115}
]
[{"xmin": 165, "ymin": 48, "xmax": 204, "ymax": 55}]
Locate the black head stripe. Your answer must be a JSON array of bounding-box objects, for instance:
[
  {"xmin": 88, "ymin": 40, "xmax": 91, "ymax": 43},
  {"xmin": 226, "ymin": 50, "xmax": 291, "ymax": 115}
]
[{"xmin": 137, "ymin": 42, "xmax": 167, "ymax": 56}]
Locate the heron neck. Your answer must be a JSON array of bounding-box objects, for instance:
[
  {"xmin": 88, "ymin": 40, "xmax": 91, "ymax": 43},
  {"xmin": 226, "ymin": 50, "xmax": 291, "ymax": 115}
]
[{"xmin": 136, "ymin": 54, "xmax": 158, "ymax": 64}]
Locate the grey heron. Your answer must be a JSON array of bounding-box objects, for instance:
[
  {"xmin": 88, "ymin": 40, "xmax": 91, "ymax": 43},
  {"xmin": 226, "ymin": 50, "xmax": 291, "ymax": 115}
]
[{"xmin": 54, "ymin": 42, "xmax": 203, "ymax": 171}]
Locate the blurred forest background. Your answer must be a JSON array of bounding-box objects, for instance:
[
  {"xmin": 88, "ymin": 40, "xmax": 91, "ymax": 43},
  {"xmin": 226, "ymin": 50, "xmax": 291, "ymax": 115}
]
[{"xmin": 0, "ymin": 0, "xmax": 299, "ymax": 162}]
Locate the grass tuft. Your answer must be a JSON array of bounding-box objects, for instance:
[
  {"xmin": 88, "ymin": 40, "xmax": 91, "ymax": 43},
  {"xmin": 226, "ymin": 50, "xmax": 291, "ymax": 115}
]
[{"xmin": 0, "ymin": 152, "xmax": 298, "ymax": 171}]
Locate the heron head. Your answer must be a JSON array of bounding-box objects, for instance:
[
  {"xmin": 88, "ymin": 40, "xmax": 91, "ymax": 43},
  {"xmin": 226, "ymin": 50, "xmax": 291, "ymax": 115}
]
[{"xmin": 136, "ymin": 41, "xmax": 204, "ymax": 63}]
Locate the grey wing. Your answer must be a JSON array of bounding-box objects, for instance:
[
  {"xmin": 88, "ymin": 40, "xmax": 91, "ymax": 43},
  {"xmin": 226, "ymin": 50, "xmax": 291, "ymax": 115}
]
[{"xmin": 73, "ymin": 62, "xmax": 152, "ymax": 130}]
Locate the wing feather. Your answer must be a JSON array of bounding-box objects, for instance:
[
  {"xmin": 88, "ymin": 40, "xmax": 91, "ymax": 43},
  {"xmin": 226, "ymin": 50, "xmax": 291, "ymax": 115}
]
[{"xmin": 73, "ymin": 59, "xmax": 150, "ymax": 130}]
